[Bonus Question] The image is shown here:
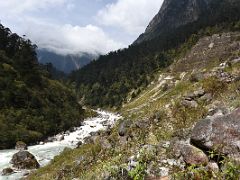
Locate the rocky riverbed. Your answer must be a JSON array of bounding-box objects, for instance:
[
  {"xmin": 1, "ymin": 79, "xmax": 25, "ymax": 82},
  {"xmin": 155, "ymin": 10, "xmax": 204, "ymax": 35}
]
[{"xmin": 0, "ymin": 110, "xmax": 121, "ymax": 180}]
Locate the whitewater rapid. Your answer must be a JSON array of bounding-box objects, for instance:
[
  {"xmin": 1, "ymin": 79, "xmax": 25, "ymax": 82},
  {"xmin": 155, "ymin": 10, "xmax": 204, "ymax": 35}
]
[{"xmin": 0, "ymin": 110, "xmax": 121, "ymax": 180}]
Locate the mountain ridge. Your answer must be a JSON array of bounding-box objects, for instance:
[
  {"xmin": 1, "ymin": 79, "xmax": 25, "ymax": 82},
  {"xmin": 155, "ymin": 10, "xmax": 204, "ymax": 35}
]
[{"xmin": 37, "ymin": 49, "xmax": 96, "ymax": 74}]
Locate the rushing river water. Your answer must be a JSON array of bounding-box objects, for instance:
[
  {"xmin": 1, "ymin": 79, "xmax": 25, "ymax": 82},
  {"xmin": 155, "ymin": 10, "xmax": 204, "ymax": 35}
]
[{"xmin": 0, "ymin": 110, "xmax": 121, "ymax": 180}]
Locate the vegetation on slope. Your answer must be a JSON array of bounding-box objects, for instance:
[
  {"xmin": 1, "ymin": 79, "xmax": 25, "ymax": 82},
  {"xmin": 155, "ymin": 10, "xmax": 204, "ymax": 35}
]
[
  {"xmin": 71, "ymin": 1, "xmax": 240, "ymax": 108},
  {"xmin": 0, "ymin": 24, "xmax": 84, "ymax": 149}
]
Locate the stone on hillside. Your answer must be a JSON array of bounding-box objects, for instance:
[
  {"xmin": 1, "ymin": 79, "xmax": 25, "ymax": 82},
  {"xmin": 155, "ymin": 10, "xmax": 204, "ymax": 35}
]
[
  {"xmin": 1, "ymin": 168, "xmax": 14, "ymax": 176},
  {"xmin": 207, "ymin": 161, "xmax": 219, "ymax": 173},
  {"xmin": 193, "ymin": 89, "xmax": 205, "ymax": 97},
  {"xmin": 199, "ymin": 93, "xmax": 212, "ymax": 102},
  {"xmin": 189, "ymin": 72, "xmax": 205, "ymax": 82},
  {"xmin": 134, "ymin": 119, "xmax": 149, "ymax": 129},
  {"xmin": 182, "ymin": 100, "xmax": 198, "ymax": 108},
  {"xmin": 100, "ymin": 138, "xmax": 112, "ymax": 149},
  {"xmin": 15, "ymin": 141, "xmax": 27, "ymax": 151},
  {"xmin": 119, "ymin": 136, "xmax": 129, "ymax": 146},
  {"xmin": 207, "ymin": 106, "xmax": 229, "ymax": 117},
  {"xmin": 11, "ymin": 151, "xmax": 40, "ymax": 169},
  {"xmin": 173, "ymin": 142, "xmax": 208, "ymax": 166},
  {"xmin": 184, "ymin": 93, "xmax": 195, "ymax": 101},
  {"xmin": 118, "ymin": 120, "xmax": 131, "ymax": 136},
  {"xmin": 191, "ymin": 108, "xmax": 240, "ymax": 158}
]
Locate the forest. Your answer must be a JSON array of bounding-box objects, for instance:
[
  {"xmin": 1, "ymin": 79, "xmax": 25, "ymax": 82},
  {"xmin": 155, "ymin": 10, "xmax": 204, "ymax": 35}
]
[{"xmin": 0, "ymin": 24, "xmax": 84, "ymax": 149}]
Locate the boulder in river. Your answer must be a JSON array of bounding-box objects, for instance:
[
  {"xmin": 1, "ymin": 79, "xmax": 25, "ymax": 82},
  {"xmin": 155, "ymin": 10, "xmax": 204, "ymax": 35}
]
[
  {"xmin": 1, "ymin": 167, "xmax": 14, "ymax": 176},
  {"xmin": 11, "ymin": 151, "xmax": 40, "ymax": 169},
  {"xmin": 57, "ymin": 135, "xmax": 64, "ymax": 141},
  {"xmin": 191, "ymin": 108, "xmax": 240, "ymax": 158},
  {"xmin": 15, "ymin": 141, "xmax": 27, "ymax": 151}
]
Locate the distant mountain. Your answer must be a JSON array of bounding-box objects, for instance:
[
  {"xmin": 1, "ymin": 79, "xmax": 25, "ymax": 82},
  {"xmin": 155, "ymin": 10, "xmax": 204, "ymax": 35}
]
[
  {"xmin": 135, "ymin": 0, "xmax": 240, "ymax": 44},
  {"xmin": 37, "ymin": 49, "xmax": 97, "ymax": 74}
]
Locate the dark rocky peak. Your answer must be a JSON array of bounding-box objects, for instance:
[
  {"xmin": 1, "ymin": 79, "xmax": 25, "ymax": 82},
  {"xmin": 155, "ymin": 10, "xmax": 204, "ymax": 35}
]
[
  {"xmin": 145, "ymin": 0, "xmax": 207, "ymax": 33},
  {"xmin": 134, "ymin": 0, "xmax": 240, "ymax": 44}
]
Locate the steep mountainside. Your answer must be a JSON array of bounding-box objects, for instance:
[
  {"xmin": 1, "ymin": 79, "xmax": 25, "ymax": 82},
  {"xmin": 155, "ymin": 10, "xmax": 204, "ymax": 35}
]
[
  {"xmin": 0, "ymin": 24, "xmax": 85, "ymax": 149},
  {"xmin": 29, "ymin": 31, "xmax": 240, "ymax": 180},
  {"xmin": 135, "ymin": 0, "xmax": 240, "ymax": 44},
  {"xmin": 72, "ymin": 0, "xmax": 240, "ymax": 108},
  {"xmin": 38, "ymin": 49, "xmax": 95, "ymax": 74}
]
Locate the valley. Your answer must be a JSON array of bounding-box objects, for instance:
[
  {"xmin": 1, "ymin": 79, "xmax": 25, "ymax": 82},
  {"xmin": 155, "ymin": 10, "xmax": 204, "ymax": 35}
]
[{"xmin": 1, "ymin": 0, "xmax": 240, "ymax": 179}]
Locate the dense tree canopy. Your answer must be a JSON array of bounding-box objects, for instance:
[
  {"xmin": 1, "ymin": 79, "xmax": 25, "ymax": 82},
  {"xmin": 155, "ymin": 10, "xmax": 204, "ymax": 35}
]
[{"xmin": 0, "ymin": 24, "xmax": 84, "ymax": 149}]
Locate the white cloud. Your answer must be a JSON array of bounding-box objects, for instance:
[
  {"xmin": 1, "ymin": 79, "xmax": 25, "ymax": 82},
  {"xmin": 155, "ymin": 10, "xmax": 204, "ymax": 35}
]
[
  {"xmin": 96, "ymin": 0, "xmax": 163, "ymax": 35},
  {"xmin": 22, "ymin": 18, "xmax": 124, "ymax": 55},
  {"xmin": 0, "ymin": 0, "xmax": 67, "ymax": 14},
  {"xmin": 0, "ymin": 0, "xmax": 164, "ymax": 56},
  {"xmin": 0, "ymin": 0, "xmax": 124, "ymax": 56}
]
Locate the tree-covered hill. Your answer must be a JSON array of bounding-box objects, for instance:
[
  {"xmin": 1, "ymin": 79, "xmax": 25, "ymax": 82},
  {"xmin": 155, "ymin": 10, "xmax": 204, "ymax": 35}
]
[
  {"xmin": 0, "ymin": 24, "xmax": 84, "ymax": 149},
  {"xmin": 71, "ymin": 0, "xmax": 240, "ymax": 108}
]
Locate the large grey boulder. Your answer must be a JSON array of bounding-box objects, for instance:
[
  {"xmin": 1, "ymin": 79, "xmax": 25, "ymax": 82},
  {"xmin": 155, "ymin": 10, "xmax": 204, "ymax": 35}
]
[
  {"xmin": 11, "ymin": 151, "xmax": 40, "ymax": 169},
  {"xmin": 118, "ymin": 120, "xmax": 131, "ymax": 136},
  {"xmin": 191, "ymin": 108, "xmax": 240, "ymax": 157},
  {"xmin": 173, "ymin": 142, "xmax": 209, "ymax": 166}
]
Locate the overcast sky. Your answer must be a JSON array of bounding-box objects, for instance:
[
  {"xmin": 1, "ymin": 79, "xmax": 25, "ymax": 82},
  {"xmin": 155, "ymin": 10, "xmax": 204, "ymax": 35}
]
[{"xmin": 0, "ymin": 0, "xmax": 163, "ymax": 56}]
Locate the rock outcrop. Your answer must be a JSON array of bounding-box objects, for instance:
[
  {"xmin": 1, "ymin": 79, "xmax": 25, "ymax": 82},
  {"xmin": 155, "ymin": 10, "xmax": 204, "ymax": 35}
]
[
  {"xmin": 173, "ymin": 142, "xmax": 209, "ymax": 166},
  {"xmin": 11, "ymin": 151, "xmax": 40, "ymax": 169},
  {"xmin": 135, "ymin": 0, "xmax": 208, "ymax": 44},
  {"xmin": 191, "ymin": 108, "xmax": 240, "ymax": 158}
]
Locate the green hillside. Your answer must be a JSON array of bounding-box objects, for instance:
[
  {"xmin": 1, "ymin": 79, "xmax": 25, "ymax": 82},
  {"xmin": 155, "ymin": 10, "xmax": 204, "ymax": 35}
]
[{"xmin": 0, "ymin": 24, "xmax": 85, "ymax": 149}]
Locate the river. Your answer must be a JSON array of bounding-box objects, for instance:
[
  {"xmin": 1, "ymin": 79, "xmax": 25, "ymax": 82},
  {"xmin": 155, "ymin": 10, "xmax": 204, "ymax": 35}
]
[{"xmin": 0, "ymin": 110, "xmax": 121, "ymax": 180}]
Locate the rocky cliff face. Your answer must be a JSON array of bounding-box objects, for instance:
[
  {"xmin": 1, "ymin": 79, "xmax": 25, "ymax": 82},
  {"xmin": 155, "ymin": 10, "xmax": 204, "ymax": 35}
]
[{"xmin": 135, "ymin": 0, "xmax": 240, "ymax": 44}]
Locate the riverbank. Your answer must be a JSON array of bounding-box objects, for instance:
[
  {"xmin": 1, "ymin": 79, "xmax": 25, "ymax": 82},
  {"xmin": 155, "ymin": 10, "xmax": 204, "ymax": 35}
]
[{"xmin": 0, "ymin": 110, "xmax": 121, "ymax": 180}]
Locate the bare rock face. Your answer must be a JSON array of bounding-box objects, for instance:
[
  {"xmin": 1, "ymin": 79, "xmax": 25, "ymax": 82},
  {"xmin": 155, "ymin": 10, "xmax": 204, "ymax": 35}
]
[
  {"xmin": 11, "ymin": 151, "xmax": 40, "ymax": 169},
  {"xmin": 135, "ymin": 0, "xmax": 208, "ymax": 44},
  {"xmin": 191, "ymin": 108, "xmax": 240, "ymax": 157}
]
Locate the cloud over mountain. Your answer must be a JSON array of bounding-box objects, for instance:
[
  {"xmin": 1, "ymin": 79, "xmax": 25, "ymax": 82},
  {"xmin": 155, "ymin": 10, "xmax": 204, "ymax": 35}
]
[{"xmin": 0, "ymin": 0, "xmax": 163, "ymax": 56}]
